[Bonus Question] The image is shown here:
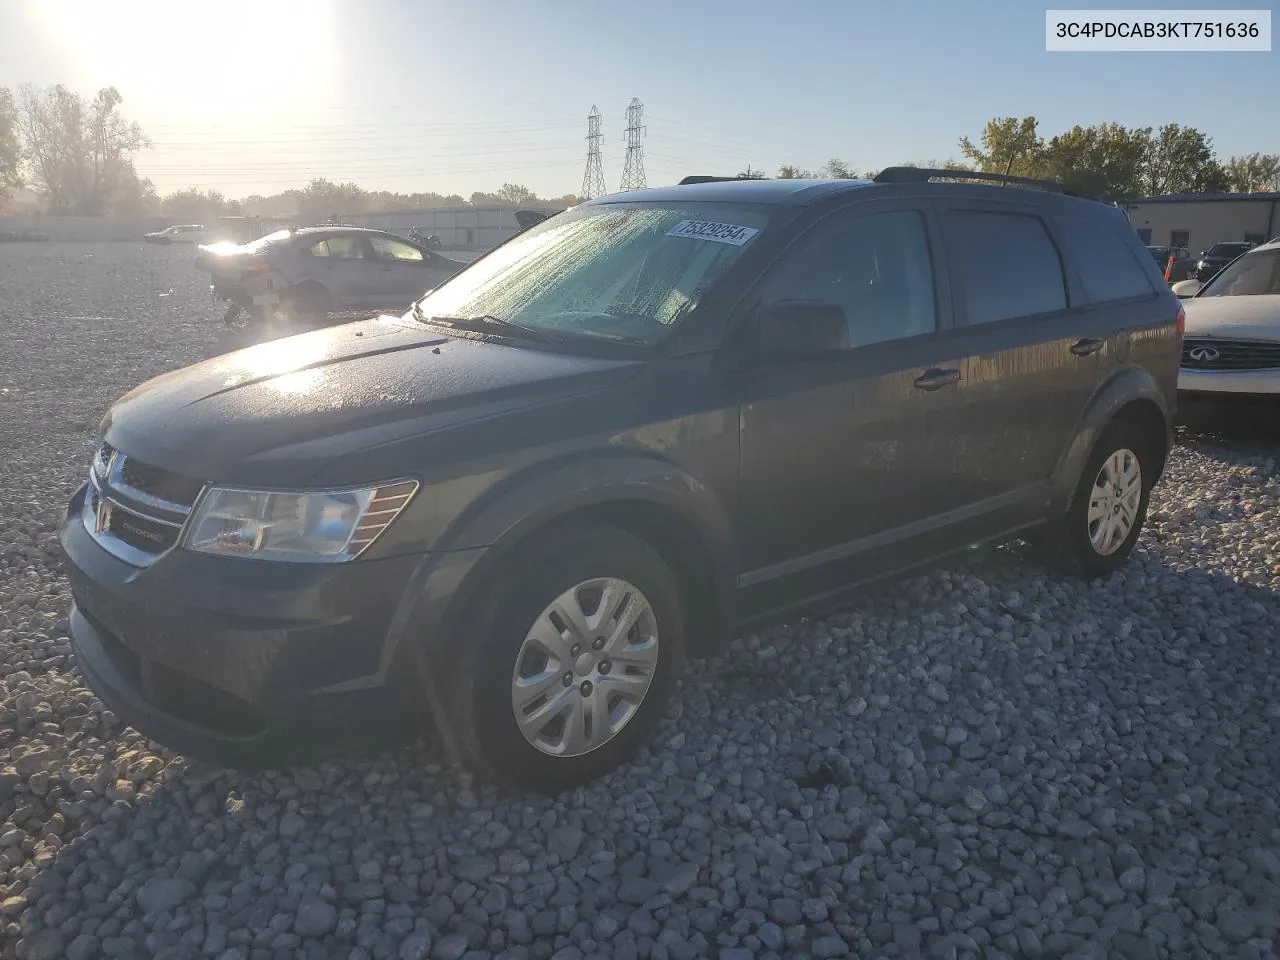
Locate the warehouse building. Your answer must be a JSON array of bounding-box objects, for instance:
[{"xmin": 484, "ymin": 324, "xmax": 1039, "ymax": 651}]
[
  {"xmin": 1122, "ymin": 192, "xmax": 1280, "ymax": 254},
  {"xmin": 340, "ymin": 204, "xmax": 558, "ymax": 250}
]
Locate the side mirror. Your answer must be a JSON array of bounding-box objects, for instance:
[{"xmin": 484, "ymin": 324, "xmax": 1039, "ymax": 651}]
[
  {"xmin": 757, "ymin": 300, "xmax": 849, "ymax": 359},
  {"xmin": 1171, "ymin": 278, "xmax": 1202, "ymax": 298}
]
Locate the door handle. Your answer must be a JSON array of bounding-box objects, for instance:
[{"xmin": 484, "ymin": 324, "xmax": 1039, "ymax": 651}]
[
  {"xmin": 1070, "ymin": 337, "xmax": 1105, "ymax": 357},
  {"xmin": 913, "ymin": 368, "xmax": 960, "ymax": 391}
]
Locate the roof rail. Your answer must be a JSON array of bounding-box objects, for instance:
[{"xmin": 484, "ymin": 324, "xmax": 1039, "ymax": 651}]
[
  {"xmin": 873, "ymin": 166, "xmax": 1089, "ymax": 198},
  {"xmin": 678, "ymin": 175, "xmax": 746, "ymax": 185}
]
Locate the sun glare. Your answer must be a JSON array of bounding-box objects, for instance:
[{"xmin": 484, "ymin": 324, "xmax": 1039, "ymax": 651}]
[{"xmin": 33, "ymin": 0, "xmax": 336, "ymax": 117}]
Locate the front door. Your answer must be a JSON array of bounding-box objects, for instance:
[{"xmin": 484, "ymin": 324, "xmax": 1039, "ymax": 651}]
[
  {"xmin": 733, "ymin": 201, "xmax": 969, "ymax": 615},
  {"xmin": 368, "ymin": 235, "xmax": 452, "ymax": 309}
]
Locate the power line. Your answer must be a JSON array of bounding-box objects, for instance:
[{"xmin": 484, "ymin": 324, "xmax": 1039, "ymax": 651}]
[
  {"xmin": 580, "ymin": 105, "xmax": 607, "ymax": 200},
  {"xmin": 619, "ymin": 98, "xmax": 647, "ymax": 192}
]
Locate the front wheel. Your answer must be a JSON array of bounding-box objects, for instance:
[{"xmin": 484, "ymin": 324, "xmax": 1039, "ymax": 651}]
[
  {"xmin": 1047, "ymin": 420, "xmax": 1153, "ymax": 578},
  {"xmin": 439, "ymin": 525, "xmax": 684, "ymax": 793}
]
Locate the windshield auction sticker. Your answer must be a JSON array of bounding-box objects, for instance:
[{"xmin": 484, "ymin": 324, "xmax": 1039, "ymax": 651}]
[{"xmin": 666, "ymin": 220, "xmax": 760, "ymax": 246}]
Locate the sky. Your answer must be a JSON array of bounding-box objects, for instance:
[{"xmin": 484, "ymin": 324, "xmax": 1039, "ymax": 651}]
[{"xmin": 1, "ymin": 0, "xmax": 1276, "ymax": 201}]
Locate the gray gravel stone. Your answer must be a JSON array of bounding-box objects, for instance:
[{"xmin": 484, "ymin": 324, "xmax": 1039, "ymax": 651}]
[{"xmin": 294, "ymin": 897, "xmax": 338, "ymax": 937}]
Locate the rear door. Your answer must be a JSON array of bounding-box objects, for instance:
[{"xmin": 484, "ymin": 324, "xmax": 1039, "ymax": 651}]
[
  {"xmin": 368, "ymin": 235, "xmax": 453, "ymax": 308},
  {"xmin": 933, "ymin": 201, "xmax": 1131, "ymax": 511}
]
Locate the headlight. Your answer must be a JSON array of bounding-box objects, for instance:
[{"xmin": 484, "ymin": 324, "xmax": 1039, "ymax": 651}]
[{"xmin": 184, "ymin": 480, "xmax": 418, "ymax": 562}]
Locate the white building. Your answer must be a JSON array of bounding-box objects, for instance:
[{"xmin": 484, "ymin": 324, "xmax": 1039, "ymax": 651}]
[{"xmin": 1122, "ymin": 193, "xmax": 1280, "ymax": 254}]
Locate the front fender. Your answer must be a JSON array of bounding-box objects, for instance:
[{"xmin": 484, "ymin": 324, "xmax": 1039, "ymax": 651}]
[
  {"xmin": 1051, "ymin": 364, "xmax": 1172, "ymax": 511},
  {"xmin": 381, "ymin": 450, "xmax": 738, "ymax": 677}
]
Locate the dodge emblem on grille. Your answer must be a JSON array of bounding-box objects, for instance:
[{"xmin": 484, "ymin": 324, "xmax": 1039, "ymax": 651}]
[
  {"xmin": 1188, "ymin": 346, "xmax": 1220, "ymax": 362},
  {"xmin": 95, "ymin": 497, "xmax": 113, "ymax": 533}
]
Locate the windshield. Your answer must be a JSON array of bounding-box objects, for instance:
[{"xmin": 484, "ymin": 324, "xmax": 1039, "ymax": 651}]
[
  {"xmin": 1147, "ymin": 247, "xmax": 1171, "ymax": 260},
  {"xmin": 1207, "ymin": 243, "xmax": 1250, "ymax": 258},
  {"xmin": 412, "ymin": 202, "xmax": 772, "ymax": 346},
  {"xmin": 1198, "ymin": 249, "xmax": 1280, "ymax": 297}
]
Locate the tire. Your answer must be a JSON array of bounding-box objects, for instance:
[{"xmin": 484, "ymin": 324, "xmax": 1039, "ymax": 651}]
[
  {"xmin": 439, "ymin": 525, "xmax": 684, "ymax": 794},
  {"xmin": 278, "ymin": 283, "xmax": 331, "ymax": 324},
  {"xmin": 1046, "ymin": 420, "xmax": 1153, "ymax": 578}
]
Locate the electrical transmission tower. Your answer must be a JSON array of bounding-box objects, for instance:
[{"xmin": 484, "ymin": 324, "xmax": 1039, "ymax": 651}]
[
  {"xmin": 619, "ymin": 98, "xmax": 647, "ymax": 191},
  {"xmin": 580, "ymin": 106, "xmax": 607, "ymax": 200}
]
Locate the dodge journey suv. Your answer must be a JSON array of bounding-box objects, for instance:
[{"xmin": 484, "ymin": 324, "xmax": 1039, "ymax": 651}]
[{"xmin": 61, "ymin": 168, "xmax": 1182, "ymax": 792}]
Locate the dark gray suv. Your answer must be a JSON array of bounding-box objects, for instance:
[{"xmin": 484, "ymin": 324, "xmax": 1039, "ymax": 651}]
[{"xmin": 61, "ymin": 168, "xmax": 1183, "ymax": 792}]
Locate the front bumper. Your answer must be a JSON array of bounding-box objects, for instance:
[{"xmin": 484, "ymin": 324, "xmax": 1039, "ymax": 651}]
[
  {"xmin": 1178, "ymin": 367, "xmax": 1280, "ymax": 396},
  {"xmin": 60, "ymin": 482, "xmax": 479, "ymax": 768}
]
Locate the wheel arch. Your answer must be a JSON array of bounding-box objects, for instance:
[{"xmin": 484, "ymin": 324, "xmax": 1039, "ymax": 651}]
[
  {"xmin": 1052, "ymin": 366, "xmax": 1173, "ymax": 512},
  {"xmin": 422, "ymin": 453, "xmax": 738, "ymax": 663}
]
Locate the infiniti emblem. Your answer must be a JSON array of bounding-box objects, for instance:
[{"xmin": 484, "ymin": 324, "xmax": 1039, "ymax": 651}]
[{"xmin": 1188, "ymin": 346, "xmax": 1220, "ymax": 362}]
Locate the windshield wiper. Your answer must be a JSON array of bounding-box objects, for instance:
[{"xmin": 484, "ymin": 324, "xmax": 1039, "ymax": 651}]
[{"xmin": 411, "ymin": 303, "xmax": 560, "ymax": 343}]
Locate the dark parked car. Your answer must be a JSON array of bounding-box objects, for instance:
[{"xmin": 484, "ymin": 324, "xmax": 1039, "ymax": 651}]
[
  {"xmin": 196, "ymin": 226, "xmax": 467, "ymax": 324},
  {"xmin": 1195, "ymin": 241, "xmax": 1255, "ymax": 281},
  {"xmin": 61, "ymin": 168, "xmax": 1182, "ymax": 791},
  {"xmin": 1146, "ymin": 244, "xmax": 1195, "ymax": 282}
]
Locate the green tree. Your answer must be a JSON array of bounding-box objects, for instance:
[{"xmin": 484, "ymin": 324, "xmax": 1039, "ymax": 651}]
[
  {"xmin": 495, "ymin": 182, "xmax": 536, "ymax": 205},
  {"xmin": 959, "ymin": 116, "xmax": 1045, "ymax": 178},
  {"xmin": 160, "ymin": 187, "xmax": 233, "ymax": 220},
  {"xmin": 777, "ymin": 164, "xmax": 813, "ymax": 179},
  {"xmin": 296, "ymin": 178, "xmax": 367, "ymax": 220},
  {"xmin": 1140, "ymin": 123, "xmax": 1227, "ymax": 195},
  {"xmin": 112, "ymin": 169, "xmax": 158, "ymax": 216},
  {"xmin": 0, "ymin": 87, "xmax": 20, "ymax": 209},
  {"xmin": 1040, "ymin": 123, "xmax": 1149, "ymax": 200},
  {"xmin": 819, "ymin": 158, "xmax": 860, "ymax": 179},
  {"xmin": 17, "ymin": 84, "xmax": 148, "ymax": 215},
  {"xmin": 1224, "ymin": 153, "xmax": 1280, "ymax": 192}
]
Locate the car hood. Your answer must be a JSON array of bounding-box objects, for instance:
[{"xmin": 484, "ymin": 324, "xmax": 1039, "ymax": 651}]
[
  {"xmin": 1183, "ymin": 295, "xmax": 1280, "ymax": 339},
  {"xmin": 102, "ymin": 315, "xmax": 644, "ymax": 485}
]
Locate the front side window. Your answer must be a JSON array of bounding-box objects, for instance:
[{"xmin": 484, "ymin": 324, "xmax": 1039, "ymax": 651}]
[
  {"xmin": 945, "ymin": 210, "xmax": 1067, "ymax": 324},
  {"xmin": 311, "ymin": 236, "xmax": 366, "ymax": 259},
  {"xmin": 371, "ymin": 237, "xmax": 424, "ymax": 262},
  {"xmin": 755, "ymin": 208, "xmax": 937, "ymax": 348},
  {"xmin": 1198, "ymin": 249, "xmax": 1280, "ymax": 297},
  {"xmin": 415, "ymin": 202, "xmax": 772, "ymax": 345}
]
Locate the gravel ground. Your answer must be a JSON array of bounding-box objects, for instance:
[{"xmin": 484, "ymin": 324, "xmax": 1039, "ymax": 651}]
[{"xmin": 2, "ymin": 242, "xmax": 1280, "ymax": 960}]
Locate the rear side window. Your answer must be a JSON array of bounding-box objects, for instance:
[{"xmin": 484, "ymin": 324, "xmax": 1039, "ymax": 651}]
[
  {"xmin": 946, "ymin": 210, "xmax": 1066, "ymax": 325},
  {"xmin": 1056, "ymin": 217, "xmax": 1156, "ymax": 303},
  {"xmin": 370, "ymin": 236, "xmax": 425, "ymax": 262}
]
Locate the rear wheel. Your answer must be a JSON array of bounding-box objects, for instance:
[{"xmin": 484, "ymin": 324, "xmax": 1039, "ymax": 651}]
[
  {"xmin": 278, "ymin": 283, "xmax": 331, "ymax": 325},
  {"xmin": 439, "ymin": 525, "xmax": 684, "ymax": 793},
  {"xmin": 1046, "ymin": 420, "xmax": 1153, "ymax": 578}
]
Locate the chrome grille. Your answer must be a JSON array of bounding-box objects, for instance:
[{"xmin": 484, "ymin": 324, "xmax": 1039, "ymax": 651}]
[
  {"xmin": 1181, "ymin": 338, "xmax": 1280, "ymax": 371},
  {"xmin": 86, "ymin": 443, "xmax": 202, "ymax": 567},
  {"xmin": 118, "ymin": 458, "xmax": 204, "ymax": 508}
]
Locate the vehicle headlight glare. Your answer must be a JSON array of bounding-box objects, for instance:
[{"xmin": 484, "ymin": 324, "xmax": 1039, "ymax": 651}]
[{"xmin": 184, "ymin": 480, "xmax": 418, "ymax": 562}]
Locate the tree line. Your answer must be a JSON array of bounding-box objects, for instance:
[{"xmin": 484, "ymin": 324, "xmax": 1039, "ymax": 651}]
[
  {"xmin": 0, "ymin": 85, "xmax": 578, "ymax": 218},
  {"xmin": 747, "ymin": 118, "xmax": 1280, "ymax": 201},
  {"xmin": 3, "ymin": 86, "xmax": 1278, "ymax": 217}
]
